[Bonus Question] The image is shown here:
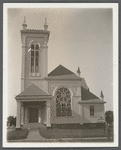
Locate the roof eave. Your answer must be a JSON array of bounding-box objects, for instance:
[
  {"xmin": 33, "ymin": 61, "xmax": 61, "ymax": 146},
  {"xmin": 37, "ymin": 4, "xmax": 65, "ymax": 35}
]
[
  {"xmin": 78, "ymin": 101, "xmax": 106, "ymax": 104},
  {"xmin": 44, "ymin": 77, "xmax": 82, "ymax": 80},
  {"xmin": 15, "ymin": 95, "xmax": 52, "ymax": 100}
]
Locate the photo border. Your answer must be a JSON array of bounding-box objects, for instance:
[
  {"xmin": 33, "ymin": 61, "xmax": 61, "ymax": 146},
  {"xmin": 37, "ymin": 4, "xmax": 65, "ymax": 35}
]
[{"xmin": 2, "ymin": 2, "xmax": 119, "ymax": 148}]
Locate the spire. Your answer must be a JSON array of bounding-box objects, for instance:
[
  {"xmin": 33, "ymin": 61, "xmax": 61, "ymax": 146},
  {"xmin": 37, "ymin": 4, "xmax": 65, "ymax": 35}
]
[
  {"xmin": 100, "ymin": 90, "xmax": 104, "ymax": 101},
  {"xmin": 77, "ymin": 66, "xmax": 81, "ymax": 77},
  {"xmin": 44, "ymin": 18, "xmax": 48, "ymax": 31},
  {"xmin": 22, "ymin": 16, "xmax": 27, "ymax": 30}
]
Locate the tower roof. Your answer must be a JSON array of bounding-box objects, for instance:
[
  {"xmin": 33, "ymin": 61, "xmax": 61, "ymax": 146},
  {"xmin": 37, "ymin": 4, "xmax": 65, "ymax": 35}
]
[{"xmin": 48, "ymin": 65, "xmax": 75, "ymax": 77}]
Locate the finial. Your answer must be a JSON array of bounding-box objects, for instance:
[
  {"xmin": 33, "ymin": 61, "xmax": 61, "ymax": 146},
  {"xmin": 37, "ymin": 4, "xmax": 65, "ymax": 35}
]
[
  {"xmin": 22, "ymin": 16, "xmax": 27, "ymax": 30},
  {"xmin": 100, "ymin": 90, "xmax": 104, "ymax": 97},
  {"xmin": 100, "ymin": 91, "xmax": 104, "ymax": 101},
  {"xmin": 23, "ymin": 16, "xmax": 26, "ymax": 24},
  {"xmin": 77, "ymin": 66, "xmax": 81, "ymax": 77},
  {"xmin": 44, "ymin": 17, "xmax": 48, "ymax": 31},
  {"xmin": 45, "ymin": 18, "xmax": 47, "ymax": 25}
]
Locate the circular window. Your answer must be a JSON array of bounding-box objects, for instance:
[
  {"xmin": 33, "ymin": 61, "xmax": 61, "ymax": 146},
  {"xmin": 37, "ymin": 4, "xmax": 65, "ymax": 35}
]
[{"xmin": 56, "ymin": 87, "xmax": 72, "ymax": 117}]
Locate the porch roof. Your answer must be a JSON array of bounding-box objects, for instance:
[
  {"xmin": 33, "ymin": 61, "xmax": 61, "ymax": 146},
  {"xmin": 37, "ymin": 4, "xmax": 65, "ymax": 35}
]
[{"xmin": 15, "ymin": 84, "xmax": 52, "ymax": 100}]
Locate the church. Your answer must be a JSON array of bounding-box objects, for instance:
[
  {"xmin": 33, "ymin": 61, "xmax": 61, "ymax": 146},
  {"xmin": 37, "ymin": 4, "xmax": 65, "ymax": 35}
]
[{"xmin": 15, "ymin": 17, "xmax": 106, "ymax": 129}]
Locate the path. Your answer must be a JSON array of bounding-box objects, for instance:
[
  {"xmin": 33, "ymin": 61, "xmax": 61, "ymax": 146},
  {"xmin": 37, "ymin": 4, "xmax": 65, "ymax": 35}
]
[{"xmin": 25, "ymin": 130, "xmax": 45, "ymax": 141}]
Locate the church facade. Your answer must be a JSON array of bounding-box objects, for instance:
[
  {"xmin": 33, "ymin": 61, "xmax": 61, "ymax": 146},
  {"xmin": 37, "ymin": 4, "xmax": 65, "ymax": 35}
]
[{"xmin": 15, "ymin": 18, "xmax": 106, "ymax": 129}]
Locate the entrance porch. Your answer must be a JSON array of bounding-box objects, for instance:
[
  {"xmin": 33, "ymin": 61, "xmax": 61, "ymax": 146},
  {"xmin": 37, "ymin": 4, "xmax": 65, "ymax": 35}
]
[
  {"xmin": 16, "ymin": 100, "xmax": 51, "ymax": 129},
  {"xmin": 15, "ymin": 84, "xmax": 52, "ymax": 129}
]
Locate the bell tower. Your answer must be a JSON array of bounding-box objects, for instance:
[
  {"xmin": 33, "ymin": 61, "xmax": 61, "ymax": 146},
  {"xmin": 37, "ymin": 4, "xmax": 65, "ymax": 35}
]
[{"xmin": 20, "ymin": 17, "xmax": 50, "ymax": 92}]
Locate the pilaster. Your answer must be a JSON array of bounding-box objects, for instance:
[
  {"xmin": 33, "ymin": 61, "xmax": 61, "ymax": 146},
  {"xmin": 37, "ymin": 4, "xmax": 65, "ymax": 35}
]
[
  {"xmin": 21, "ymin": 44, "xmax": 26, "ymax": 91},
  {"xmin": 16, "ymin": 100, "xmax": 21, "ymax": 129}
]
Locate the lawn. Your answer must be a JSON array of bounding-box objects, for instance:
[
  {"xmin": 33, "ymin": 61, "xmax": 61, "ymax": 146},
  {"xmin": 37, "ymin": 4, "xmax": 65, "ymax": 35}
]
[
  {"xmin": 39, "ymin": 128, "xmax": 108, "ymax": 139},
  {"xmin": 7, "ymin": 128, "xmax": 28, "ymax": 140}
]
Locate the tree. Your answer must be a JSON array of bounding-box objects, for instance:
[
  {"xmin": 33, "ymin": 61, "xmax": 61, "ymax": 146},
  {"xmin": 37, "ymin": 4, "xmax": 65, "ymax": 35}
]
[
  {"xmin": 7, "ymin": 116, "xmax": 16, "ymax": 126},
  {"xmin": 105, "ymin": 111, "xmax": 113, "ymax": 125}
]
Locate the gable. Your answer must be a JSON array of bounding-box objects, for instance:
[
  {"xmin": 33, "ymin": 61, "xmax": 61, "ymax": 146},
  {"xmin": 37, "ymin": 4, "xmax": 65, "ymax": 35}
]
[
  {"xmin": 48, "ymin": 65, "xmax": 75, "ymax": 76},
  {"xmin": 81, "ymin": 86, "xmax": 99, "ymax": 100},
  {"xmin": 16, "ymin": 84, "xmax": 50, "ymax": 97}
]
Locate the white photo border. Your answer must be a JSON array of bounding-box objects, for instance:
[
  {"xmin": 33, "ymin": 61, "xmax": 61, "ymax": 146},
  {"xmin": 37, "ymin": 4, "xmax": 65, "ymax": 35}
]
[{"xmin": 3, "ymin": 3, "xmax": 118, "ymax": 147}]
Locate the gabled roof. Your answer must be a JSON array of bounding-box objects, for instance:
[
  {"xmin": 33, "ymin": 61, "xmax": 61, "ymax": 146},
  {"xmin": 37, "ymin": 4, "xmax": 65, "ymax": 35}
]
[
  {"xmin": 16, "ymin": 84, "xmax": 51, "ymax": 98},
  {"xmin": 81, "ymin": 86, "xmax": 99, "ymax": 100},
  {"xmin": 48, "ymin": 65, "xmax": 75, "ymax": 77}
]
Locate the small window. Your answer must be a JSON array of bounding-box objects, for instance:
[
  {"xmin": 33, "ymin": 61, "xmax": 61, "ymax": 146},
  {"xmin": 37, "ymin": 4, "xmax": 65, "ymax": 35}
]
[{"xmin": 90, "ymin": 106, "xmax": 94, "ymax": 116}]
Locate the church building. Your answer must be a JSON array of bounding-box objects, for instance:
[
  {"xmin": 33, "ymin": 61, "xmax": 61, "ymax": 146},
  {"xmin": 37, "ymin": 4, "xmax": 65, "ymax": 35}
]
[{"xmin": 15, "ymin": 17, "xmax": 106, "ymax": 129}]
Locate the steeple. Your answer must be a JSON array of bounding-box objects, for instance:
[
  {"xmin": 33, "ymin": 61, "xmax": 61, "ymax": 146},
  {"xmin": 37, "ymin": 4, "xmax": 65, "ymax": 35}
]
[
  {"xmin": 44, "ymin": 18, "xmax": 48, "ymax": 31},
  {"xmin": 22, "ymin": 16, "xmax": 27, "ymax": 30},
  {"xmin": 77, "ymin": 66, "xmax": 81, "ymax": 77},
  {"xmin": 100, "ymin": 90, "xmax": 104, "ymax": 101}
]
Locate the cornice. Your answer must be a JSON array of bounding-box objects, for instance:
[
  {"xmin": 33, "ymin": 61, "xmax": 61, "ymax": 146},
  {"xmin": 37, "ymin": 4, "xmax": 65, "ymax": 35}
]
[{"xmin": 21, "ymin": 29, "xmax": 50, "ymax": 35}]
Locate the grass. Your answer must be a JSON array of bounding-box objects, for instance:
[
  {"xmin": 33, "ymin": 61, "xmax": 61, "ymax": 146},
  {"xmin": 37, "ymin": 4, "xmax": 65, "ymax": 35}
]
[
  {"xmin": 7, "ymin": 128, "xmax": 28, "ymax": 140},
  {"xmin": 39, "ymin": 128, "xmax": 108, "ymax": 139}
]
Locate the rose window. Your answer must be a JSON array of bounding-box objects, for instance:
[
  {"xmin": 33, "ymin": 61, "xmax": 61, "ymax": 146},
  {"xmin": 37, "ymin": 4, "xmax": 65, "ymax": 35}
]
[{"xmin": 56, "ymin": 87, "xmax": 72, "ymax": 117}]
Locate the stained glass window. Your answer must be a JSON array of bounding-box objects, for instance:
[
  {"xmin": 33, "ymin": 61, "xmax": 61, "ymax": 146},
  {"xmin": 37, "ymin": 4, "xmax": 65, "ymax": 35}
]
[{"xmin": 56, "ymin": 87, "xmax": 72, "ymax": 117}]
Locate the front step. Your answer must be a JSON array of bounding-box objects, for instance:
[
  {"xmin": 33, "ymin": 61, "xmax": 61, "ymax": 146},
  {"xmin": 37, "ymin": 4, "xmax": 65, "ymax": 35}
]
[{"xmin": 29, "ymin": 123, "xmax": 45, "ymax": 129}]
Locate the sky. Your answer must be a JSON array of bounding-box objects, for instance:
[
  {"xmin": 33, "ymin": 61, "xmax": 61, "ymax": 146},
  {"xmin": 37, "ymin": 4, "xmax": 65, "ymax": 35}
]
[{"xmin": 7, "ymin": 8, "xmax": 113, "ymax": 117}]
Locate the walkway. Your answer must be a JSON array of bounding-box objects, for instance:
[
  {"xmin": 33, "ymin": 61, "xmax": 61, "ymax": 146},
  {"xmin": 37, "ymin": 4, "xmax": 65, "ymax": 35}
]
[{"xmin": 25, "ymin": 130, "xmax": 45, "ymax": 141}]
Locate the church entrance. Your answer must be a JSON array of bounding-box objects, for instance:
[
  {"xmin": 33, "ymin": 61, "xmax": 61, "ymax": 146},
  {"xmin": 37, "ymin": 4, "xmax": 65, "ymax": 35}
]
[{"xmin": 29, "ymin": 108, "xmax": 38, "ymax": 123}]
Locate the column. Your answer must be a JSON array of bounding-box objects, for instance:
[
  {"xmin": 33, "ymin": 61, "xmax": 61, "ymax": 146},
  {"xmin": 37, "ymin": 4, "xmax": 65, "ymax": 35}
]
[
  {"xmin": 16, "ymin": 100, "xmax": 21, "ymax": 129},
  {"xmin": 46, "ymin": 101, "xmax": 51, "ymax": 127},
  {"xmin": 24, "ymin": 106, "xmax": 28, "ymax": 128},
  {"xmin": 38, "ymin": 108, "xmax": 41, "ymax": 123},
  {"xmin": 21, "ymin": 103, "xmax": 24, "ymax": 125}
]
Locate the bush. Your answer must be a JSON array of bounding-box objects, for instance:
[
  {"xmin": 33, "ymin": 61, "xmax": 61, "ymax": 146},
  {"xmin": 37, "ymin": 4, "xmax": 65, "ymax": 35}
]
[{"xmin": 7, "ymin": 116, "xmax": 16, "ymax": 126}]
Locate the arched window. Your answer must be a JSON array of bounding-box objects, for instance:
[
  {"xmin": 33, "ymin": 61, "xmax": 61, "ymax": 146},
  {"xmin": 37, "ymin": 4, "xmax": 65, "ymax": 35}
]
[
  {"xmin": 31, "ymin": 44, "xmax": 39, "ymax": 74},
  {"xmin": 56, "ymin": 87, "xmax": 72, "ymax": 117}
]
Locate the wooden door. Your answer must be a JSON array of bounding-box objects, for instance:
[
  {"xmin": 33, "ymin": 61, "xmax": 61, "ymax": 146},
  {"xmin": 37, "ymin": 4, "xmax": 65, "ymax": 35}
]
[{"xmin": 29, "ymin": 108, "xmax": 38, "ymax": 123}]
